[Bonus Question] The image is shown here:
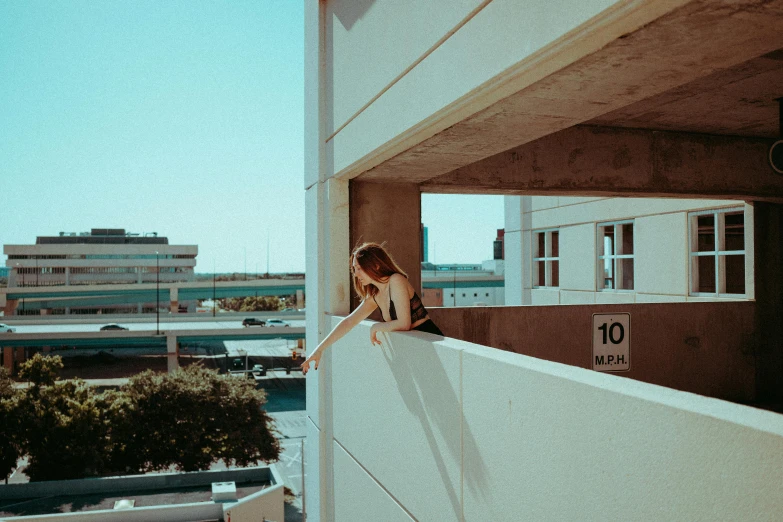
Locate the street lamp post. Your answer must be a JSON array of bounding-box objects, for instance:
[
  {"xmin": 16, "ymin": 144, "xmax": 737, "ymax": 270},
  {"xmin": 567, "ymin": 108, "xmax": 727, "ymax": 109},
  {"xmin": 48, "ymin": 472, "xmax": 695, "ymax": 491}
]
[
  {"xmin": 156, "ymin": 251, "xmax": 160, "ymax": 335},
  {"xmin": 213, "ymin": 260, "xmax": 216, "ymax": 318}
]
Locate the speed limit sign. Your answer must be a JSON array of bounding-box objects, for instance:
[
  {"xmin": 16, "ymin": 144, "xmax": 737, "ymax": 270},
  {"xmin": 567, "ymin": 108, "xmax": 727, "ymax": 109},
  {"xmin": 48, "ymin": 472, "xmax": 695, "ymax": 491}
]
[{"xmin": 592, "ymin": 313, "xmax": 630, "ymax": 372}]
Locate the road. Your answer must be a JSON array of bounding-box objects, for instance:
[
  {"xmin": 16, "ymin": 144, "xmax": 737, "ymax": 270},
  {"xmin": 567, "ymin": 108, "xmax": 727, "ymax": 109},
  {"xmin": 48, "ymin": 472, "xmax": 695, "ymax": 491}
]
[
  {"xmin": 3, "ymin": 319, "xmax": 307, "ymax": 359},
  {"xmin": 5, "ymin": 319, "xmax": 305, "ymax": 333}
]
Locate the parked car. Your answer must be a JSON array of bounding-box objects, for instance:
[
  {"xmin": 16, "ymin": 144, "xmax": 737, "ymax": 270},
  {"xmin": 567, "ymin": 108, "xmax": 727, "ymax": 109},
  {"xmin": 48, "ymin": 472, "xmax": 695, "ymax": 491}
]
[
  {"xmin": 242, "ymin": 317, "xmax": 266, "ymax": 327},
  {"xmin": 265, "ymin": 318, "xmax": 290, "ymax": 328},
  {"xmin": 0, "ymin": 323, "xmax": 16, "ymax": 333},
  {"xmin": 252, "ymin": 364, "xmax": 267, "ymax": 376},
  {"xmin": 281, "ymin": 307, "xmax": 296, "ymax": 312},
  {"xmin": 100, "ymin": 323, "xmax": 128, "ymax": 331}
]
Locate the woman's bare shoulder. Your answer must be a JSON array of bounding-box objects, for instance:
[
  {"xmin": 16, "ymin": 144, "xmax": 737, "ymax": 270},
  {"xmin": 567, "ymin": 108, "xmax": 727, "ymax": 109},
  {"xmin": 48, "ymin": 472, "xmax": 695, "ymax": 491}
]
[
  {"xmin": 389, "ymin": 272, "xmax": 407, "ymax": 284},
  {"xmin": 389, "ymin": 272, "xmax": 413, "ymax": 295}
]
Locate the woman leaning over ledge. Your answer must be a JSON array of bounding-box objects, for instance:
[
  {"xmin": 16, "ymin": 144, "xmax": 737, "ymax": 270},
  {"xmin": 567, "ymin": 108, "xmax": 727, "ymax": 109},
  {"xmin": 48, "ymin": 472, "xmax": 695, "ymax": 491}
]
[{"xmin": 301, "ymin": 242, "xmax": 443, "ymax": 375}]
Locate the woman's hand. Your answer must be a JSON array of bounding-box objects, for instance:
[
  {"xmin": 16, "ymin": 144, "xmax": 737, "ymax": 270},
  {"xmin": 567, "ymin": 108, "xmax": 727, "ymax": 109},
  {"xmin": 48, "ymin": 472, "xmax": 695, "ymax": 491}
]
[
  {"xmin": 301, "ymin": 349, "xmax": 322, "ymax": 375},
  {"xmin": 370, "ymin": 323, "xmax": 382, "ymax": 346}
]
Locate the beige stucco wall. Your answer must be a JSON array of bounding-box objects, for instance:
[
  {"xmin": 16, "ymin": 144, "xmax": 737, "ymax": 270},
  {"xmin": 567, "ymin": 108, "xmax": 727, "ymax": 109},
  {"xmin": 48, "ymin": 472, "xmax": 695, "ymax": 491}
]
[
  {"xmin": 526, "ymin": 196, "xmax": 742, "ymax": 229},
  {"xmin": 323, "ymin": 318, "xmax": 783, "ymax": 521},
  {"xmin": 558, "ymin": 223, "xmax": 596, "ymax": 293},
  {"xmin": 635, "ymin": 212, "xmax": 689, "ymax": 296}
]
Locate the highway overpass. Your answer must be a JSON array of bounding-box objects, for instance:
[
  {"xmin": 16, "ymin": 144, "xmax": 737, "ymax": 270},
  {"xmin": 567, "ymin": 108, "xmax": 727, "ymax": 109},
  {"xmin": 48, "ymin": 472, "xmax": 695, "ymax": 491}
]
[{"xmin": 0, "ymin": 326, "xmax": 306, "ymax": 374}]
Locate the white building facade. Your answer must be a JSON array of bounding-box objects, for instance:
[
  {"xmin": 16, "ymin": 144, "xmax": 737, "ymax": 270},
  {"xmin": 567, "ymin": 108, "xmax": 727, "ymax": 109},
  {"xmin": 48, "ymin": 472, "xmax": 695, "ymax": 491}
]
[{"xmin": 505, "ymin": 196, "xmax": 753, "ymax": 306}]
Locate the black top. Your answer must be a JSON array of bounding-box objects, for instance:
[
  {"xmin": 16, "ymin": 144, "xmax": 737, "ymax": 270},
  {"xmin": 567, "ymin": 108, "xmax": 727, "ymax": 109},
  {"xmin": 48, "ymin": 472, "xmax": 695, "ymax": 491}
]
[{"xmin": 374, "ymin": 291, "xmax": 428, "ymax": 323}]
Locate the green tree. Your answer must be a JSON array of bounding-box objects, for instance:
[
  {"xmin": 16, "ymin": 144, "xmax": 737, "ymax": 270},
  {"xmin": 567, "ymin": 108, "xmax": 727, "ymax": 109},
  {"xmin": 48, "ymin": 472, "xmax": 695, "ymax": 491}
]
[
  {"xmin": 0, "ymin": 368, "xmax": 22, "ymax": 483},
  {"xmin": 115, "ymin": 365, "xmax": 280, "ymax": 473},
  {"xmin": 18, "ymin": 353, "xmax": 63, "ymax": 388},
  {"xmin": 9, "ymin": 360, "xmax": 280, "ymax": 480},
  {"xmin": 0, "ymin": 366, "xmax": 15, "ymax": 397},
  {"xmin": 95, "ymin": 388, "xmax": 138, "ymax": 475},
  {"xmin": 220, "ymin": 296, "xmax": 282, "ymax": 312},
  {"xmin": 18, "ymin": 379, "xmax": 108, "ymax": 481}
]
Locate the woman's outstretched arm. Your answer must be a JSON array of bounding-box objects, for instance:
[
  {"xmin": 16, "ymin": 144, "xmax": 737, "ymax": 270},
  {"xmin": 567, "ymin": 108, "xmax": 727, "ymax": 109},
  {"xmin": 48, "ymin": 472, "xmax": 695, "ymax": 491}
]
[{"xmin": 301, "ymin": 297, "xmax": 377, "ymax": 375}]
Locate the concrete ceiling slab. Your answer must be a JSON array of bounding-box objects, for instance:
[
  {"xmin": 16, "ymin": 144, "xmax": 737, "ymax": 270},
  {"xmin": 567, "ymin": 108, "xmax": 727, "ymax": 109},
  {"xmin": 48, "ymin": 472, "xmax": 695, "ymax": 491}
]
[
  {"xmin": 589, "ymin": 50, "xmax": 783, "ymax": 137},
  {"xmin": 356, "ymin": 0, "xmax": 783, "ymax": 185}
]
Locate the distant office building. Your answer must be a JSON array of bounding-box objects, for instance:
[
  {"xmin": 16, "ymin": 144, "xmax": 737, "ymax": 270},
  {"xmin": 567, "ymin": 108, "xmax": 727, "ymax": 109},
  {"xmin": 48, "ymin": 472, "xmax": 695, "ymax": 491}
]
[
  {"xmin": 5, "ymin": 228, "xmax": 197, "ymax": 288},
  {"xmin": 421, "ymin": 231, "xmax": 505, "ymax": 307},
  {"xmin": 4, "ymin": 228, "xmax": 197, "ymax": 314}
]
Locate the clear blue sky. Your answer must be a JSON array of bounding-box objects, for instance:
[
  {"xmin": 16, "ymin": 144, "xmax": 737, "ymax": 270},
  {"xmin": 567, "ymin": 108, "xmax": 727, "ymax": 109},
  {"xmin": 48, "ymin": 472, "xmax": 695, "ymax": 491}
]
[{"xmin": 0, "ymin": 1, "xmax": 504, "ymax": 273}]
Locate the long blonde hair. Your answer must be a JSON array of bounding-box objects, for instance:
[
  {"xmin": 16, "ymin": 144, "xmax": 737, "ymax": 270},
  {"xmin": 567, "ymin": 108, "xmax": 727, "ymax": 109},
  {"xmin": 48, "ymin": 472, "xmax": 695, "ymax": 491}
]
[{"xmin": 351, "ymin": 242, "xmax": 407, "ymax": 299}]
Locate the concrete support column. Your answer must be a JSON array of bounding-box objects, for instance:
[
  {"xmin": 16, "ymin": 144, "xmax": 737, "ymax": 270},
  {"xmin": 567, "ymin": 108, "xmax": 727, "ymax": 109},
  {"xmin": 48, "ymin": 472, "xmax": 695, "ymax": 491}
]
[
  {"xmin": 504, "ymin": 196, "xmax": 532, "ymax": 305},
  {"xmin": 296, "ymin": 289, "xmax": 304, "ymax": 310},
  {"xmin": 349, "ymin": 180, "xmax": 422, "ymax": 313},
  {"xmin": 166, "ymin": 334, "xmax": 179, "ymax": 373},
  {"xmin": 305, "ymin": 177, "xmax": 350, "ymax": 522},
  {"xmin": 170, "ymin": 287, "xmax": 179, "ymax": 313},
  {"xmin": 2, "ymin": 347, "xmax": 12, "ymax": 373},
  {"xmin": 3, "ymin": 347, "xmax": 25, "ymax": 375},
  {"xmin": 65, "ymin": 267, "xmax": 70, "ymax": 285},
  {"xmin": 3, "ymin": 299, "xmax": 18, "ymax": 317},
  {"xmin": 752, "ymin": 202, "xmax": 783, "ymax": 407},
  {"xmin": 13, "ymin": 348, "xmax": 24, "ymax": 371}
]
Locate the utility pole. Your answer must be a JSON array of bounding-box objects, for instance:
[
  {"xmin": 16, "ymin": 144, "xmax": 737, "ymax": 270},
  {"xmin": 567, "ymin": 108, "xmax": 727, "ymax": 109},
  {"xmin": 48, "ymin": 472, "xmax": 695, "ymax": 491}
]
[
  {"xmin": 213, "ymin": 259, "xmax": 216, "ymax": 318},
  {"xmin": 453, "ymin": 269, "xmax": 457, "ymax": 307},
  {"xmin": 155, "ymin": 251, "xmax": 160, "ymax": 335}
]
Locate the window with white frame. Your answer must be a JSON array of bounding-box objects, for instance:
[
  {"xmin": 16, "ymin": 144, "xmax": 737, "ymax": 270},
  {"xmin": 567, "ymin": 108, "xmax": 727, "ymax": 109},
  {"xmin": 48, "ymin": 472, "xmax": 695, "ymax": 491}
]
[
  {"xmin": 533, "ymin": 229, "xmax": 559, "ymax": 287},
  {"xmin": 689, "ymin": 208, "xmax": 745, "ymax": 296},
  {"xmin": 597, "ymin": 221, "xmax": 634, "ymax": 290}
]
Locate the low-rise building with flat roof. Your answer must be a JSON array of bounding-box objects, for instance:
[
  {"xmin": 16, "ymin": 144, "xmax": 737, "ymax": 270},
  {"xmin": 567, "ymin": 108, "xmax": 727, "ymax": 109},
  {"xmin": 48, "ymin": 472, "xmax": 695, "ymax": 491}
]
[{"xmin": 4, "ymin": 228, "xmax": 197, "ymax": 314}]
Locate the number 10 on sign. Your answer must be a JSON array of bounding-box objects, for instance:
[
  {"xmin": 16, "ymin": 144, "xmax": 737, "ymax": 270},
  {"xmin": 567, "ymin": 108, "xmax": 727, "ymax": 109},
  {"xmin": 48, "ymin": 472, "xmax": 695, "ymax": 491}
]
[{"xmin": 592, "ymin": 313, "xmax": 630, "ymax": 372}]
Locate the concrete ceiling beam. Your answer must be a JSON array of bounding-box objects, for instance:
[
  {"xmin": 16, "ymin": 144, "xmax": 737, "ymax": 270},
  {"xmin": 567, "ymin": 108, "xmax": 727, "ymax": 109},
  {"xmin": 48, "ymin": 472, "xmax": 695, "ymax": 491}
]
[{"xmin": 420, "ymin": 125, "xmax": 782, "ymax": 201}]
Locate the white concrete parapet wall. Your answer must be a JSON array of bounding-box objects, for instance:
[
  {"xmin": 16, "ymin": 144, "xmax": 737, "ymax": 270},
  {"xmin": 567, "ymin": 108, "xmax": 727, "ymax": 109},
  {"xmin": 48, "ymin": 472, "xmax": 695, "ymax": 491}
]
[{"xmin": 317, "ymin": 318, "xmax": 783, "ymax": 521}]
